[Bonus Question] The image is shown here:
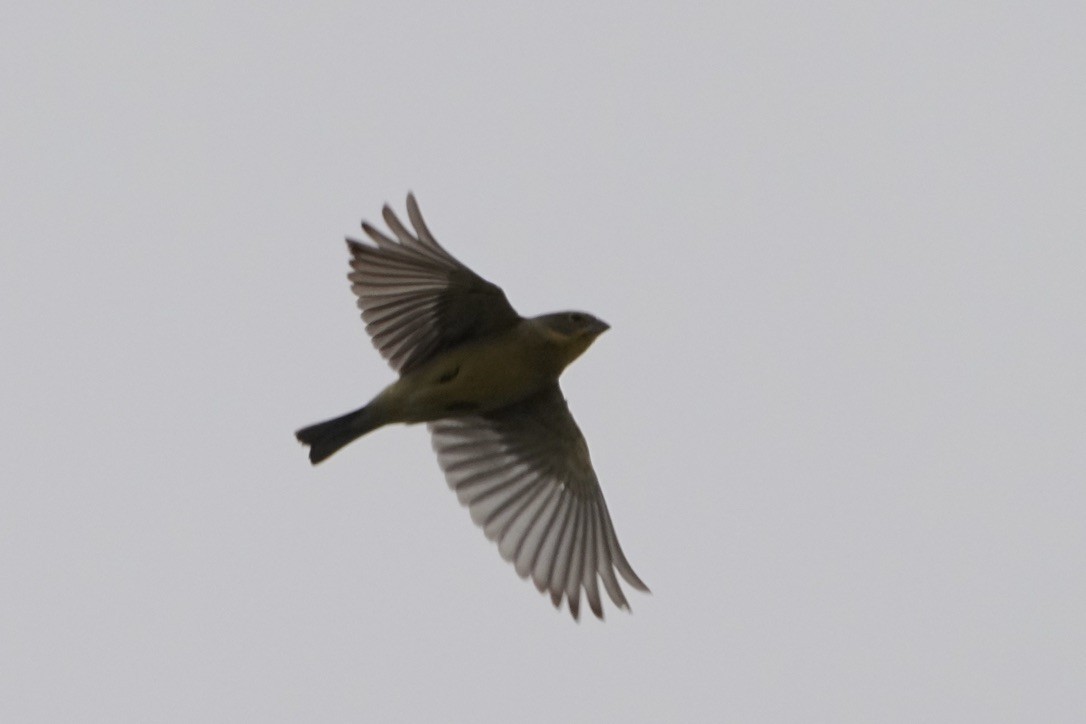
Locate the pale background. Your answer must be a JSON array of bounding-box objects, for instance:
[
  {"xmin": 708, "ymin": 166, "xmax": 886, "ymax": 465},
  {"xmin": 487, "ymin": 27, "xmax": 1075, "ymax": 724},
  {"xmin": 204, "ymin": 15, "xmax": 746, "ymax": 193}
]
[{"xmin": 3, "ymin": 3, "xmax": 1084, "ymax": 722}]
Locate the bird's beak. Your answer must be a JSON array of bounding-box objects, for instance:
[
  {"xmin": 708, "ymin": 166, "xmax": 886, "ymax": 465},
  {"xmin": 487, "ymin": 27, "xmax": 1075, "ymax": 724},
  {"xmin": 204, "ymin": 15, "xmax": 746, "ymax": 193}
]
[{"xmin": 593, "ymin": 319, "xmax": 611, "ymax": 336}]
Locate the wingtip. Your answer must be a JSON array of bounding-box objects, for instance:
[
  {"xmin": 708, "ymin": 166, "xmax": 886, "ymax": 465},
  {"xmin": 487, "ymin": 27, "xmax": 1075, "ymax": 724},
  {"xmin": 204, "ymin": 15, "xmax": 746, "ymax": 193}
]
[
  {"xmin": 623, "ymin": 570, "xmax": 652, "ymax": 594},
  {"xmin": 405, "ymin": 193, "xmax": 418, "ymax": 217}
]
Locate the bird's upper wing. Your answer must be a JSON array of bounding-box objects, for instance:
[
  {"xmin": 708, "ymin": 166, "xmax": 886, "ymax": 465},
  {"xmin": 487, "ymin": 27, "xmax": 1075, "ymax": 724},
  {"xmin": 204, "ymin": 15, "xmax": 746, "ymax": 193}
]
[
  {"xmin": 428, "ymin": 383, "xmax": 648, "ymax": 620},
  {"xmin": 347, "ymin": 194, "xmax": 521, "ymax": 375}
]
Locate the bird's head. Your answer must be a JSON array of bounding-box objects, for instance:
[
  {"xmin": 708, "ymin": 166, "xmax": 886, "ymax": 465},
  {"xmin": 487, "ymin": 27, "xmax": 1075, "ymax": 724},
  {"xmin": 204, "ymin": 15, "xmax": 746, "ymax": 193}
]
[{"xmin": 533, "ymin": 311, "xmax": 610, "ymax": 370}]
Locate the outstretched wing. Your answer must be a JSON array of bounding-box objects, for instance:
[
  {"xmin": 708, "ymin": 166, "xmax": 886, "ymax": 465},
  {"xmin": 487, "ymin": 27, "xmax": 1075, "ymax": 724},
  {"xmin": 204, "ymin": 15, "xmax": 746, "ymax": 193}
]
[
  {"xmin": 428, "ymin": 383, "xmax": 649, "ymax": 620},
  {"xmin": 347, "ymin": 194, "xmax": 521, "ymax": 375}
]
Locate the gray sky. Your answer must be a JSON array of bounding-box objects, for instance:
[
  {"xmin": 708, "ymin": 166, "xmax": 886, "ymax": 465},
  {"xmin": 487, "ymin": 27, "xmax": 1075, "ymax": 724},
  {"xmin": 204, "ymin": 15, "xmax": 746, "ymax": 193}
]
[{"xmin": 3, "ymin": 3, "xmax": 1084, "ymax": 722}]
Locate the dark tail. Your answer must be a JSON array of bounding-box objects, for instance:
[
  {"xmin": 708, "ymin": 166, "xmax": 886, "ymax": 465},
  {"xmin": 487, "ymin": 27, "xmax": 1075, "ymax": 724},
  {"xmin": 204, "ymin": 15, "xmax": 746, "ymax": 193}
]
[{"xmin": 295, "ymin": 404, "xmax": 383, "ymax": 464}]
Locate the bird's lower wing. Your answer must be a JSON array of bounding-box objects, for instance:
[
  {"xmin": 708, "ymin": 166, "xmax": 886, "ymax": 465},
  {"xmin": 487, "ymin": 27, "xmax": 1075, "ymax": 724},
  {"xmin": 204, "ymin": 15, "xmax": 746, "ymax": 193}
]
[{"xmin": 428, "ymin": 384, "xmax": 648, "ymax": 620}]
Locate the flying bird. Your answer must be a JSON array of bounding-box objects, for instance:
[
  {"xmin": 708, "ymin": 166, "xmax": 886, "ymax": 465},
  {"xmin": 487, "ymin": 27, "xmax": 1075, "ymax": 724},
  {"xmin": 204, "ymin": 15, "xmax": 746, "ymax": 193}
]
[{"xmin": 295, "ymin": 194, "xmax": 648, "ymax": 619}]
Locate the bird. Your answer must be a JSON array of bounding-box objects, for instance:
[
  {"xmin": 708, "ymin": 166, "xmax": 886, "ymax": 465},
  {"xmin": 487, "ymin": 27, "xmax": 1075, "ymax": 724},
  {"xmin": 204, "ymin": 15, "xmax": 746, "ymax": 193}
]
[{"xmin": 295, "ymin": 194, "xmax": 648, "ymax": 620}]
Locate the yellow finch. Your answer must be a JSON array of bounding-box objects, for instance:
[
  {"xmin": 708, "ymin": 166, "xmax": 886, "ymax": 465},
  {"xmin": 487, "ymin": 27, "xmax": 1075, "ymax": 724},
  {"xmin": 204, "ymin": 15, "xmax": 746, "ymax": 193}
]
[{"xmin": 295, "ymin": 194, "xmax": 648, "ymax": 619}]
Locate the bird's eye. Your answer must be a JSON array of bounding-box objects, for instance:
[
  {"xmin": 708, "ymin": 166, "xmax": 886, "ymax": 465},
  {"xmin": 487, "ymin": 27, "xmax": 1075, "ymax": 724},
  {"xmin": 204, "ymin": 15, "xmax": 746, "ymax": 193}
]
[{"xmin": 568, "ymin": 313, "xmax": 585, "ymax": 325}]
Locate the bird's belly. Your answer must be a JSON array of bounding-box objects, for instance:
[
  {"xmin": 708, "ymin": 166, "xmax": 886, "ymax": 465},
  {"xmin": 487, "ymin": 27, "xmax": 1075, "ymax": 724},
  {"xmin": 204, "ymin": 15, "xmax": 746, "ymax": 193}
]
[{"xmin": 389, "ymin": 339, "xmax": 550, "ymax": 422}]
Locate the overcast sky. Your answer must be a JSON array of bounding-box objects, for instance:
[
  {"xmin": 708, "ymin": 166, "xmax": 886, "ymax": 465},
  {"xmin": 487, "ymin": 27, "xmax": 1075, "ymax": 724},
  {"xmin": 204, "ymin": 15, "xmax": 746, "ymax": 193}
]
[{"xmin": 3, "ymin": 3, "xmax": 1084, "ymax": 722}]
